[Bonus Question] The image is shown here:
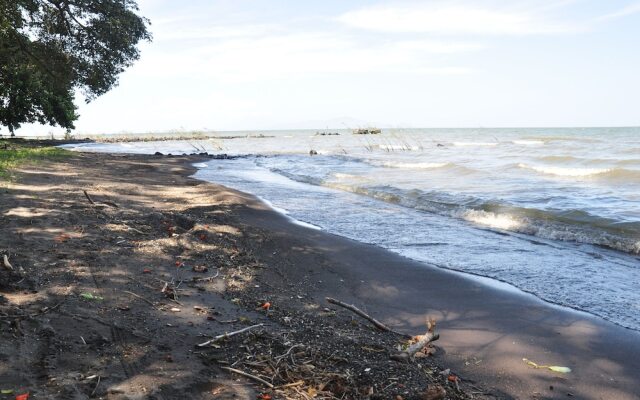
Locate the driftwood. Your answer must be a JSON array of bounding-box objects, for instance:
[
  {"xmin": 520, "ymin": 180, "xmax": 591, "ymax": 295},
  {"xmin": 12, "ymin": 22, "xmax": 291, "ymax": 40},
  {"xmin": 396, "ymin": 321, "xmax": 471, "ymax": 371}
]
[
  {"xmin": 3, "ymin": 255, "xmax": 13, "ymax": 271},
  {"xmin": 391, "ymin": 318, "xmax": 440, "ymax": 362},
  {"xmin": 326, "ymin": 297, "xmax": 409, "ymax": 338},
  {"xmin": 221, "ymin": 366, "xmax": 274, "ymax": 389},
  {"xmin": 196, "ymin": 323, "xmax": 264, "ymax": 347}
]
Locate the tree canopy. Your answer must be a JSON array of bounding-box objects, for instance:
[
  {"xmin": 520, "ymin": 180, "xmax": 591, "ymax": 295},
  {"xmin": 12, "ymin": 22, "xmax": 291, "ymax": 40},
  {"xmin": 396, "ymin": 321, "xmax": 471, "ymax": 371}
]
[{"xmin": 0, "ymin": 0, "xmax": 150, "ymax": 136}]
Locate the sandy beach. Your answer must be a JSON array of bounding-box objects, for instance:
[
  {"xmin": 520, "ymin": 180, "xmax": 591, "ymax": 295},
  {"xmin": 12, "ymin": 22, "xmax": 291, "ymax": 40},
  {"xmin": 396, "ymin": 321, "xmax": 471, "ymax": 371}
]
[{"xmin": 1, "ymin": 152, "xmax": 639, "ymax": 399}]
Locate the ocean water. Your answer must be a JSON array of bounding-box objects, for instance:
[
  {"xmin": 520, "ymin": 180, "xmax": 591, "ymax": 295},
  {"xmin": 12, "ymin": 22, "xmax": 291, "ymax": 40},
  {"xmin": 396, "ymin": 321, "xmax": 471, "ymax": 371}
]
[{"xmin": 63, "ymin": 128, "xmax": 640, "ymax": 330}]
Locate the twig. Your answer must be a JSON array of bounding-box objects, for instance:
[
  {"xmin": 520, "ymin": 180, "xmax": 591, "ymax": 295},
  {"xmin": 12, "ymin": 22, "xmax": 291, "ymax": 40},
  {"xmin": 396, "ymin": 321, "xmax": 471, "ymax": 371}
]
[
  {"xmin": 90, "ymin": 375, "xmax": 101, "ymax": 396},
  {"xmin": 221, "ymin": 366, "xmax": 274, "ymax": 389},
  {"xmin": 196, "ymin": 323, "xmax": 264, "ymax": 347},
  {"xmin": 122, "ymin": 290, "xmax": 155, "ymax": 306},
  {"xmin": 3, "ymin": 254, "xmax": 13, "ymax": 271},
  {"xmin": 83, "ymin": 190, "xmax": 96, "ymax": 205},
  {"xmin": 326, "ymin": 297, "xmax": 409, "ymax": 337},
  {"xmin": 83, "ymin": 190, "xmax": 118, "ymax": 208}
]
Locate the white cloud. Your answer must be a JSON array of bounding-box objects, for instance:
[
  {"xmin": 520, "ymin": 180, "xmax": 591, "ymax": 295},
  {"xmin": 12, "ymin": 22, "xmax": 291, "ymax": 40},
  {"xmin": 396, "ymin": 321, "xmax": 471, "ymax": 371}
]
[
  {"xmin": 596, "ymin": 2, "xmax": 640, "ymax": 21},
  {"xmin": 132, "ymin": 28, "xmax": 477, "ymax": 83},
  {"xmin": 336, "ymin": 3, "xmax": 581, "ymax": 35}
]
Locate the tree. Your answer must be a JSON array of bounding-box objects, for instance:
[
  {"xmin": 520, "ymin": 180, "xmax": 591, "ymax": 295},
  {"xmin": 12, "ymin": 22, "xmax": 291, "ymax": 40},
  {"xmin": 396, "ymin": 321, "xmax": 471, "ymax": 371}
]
[{"xmin": 0, "ymin": 0, "xmax": 151, "ymax": 136}]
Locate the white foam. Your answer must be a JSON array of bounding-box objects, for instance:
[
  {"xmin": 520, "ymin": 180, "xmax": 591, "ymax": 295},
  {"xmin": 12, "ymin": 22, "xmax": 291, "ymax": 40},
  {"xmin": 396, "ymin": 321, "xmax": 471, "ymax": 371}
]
[
  {"xmin": 453, "ymin": 142, "xmax": 498, "ymax": 147},
  {"xmin": 455, "ymin": 209, "xmax": 523, "ymax": 230},
  {"xmin": 256, "ymin": 196, "xmax": 322, "ymax": 230},
  {"xmin": 513, "ymin": 140, "xmax": 545, "ymax": 145},
  {"xmin": 518, "ymin": 163, "xmax": 611, "ymax": 177},
  {"xmin": 381, "ymin": 161, "xmax": 448, "ymax": 169},
  {"xmin": 193, "ymin": 162, "xmax": 208, "ymax": 168}
]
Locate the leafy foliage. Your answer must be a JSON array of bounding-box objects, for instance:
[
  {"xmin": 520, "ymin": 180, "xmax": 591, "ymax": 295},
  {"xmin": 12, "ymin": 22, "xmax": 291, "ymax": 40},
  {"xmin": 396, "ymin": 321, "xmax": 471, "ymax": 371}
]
[{"xmin": 0, "ymin": 0, "xmax": 151, "ymax": 135}]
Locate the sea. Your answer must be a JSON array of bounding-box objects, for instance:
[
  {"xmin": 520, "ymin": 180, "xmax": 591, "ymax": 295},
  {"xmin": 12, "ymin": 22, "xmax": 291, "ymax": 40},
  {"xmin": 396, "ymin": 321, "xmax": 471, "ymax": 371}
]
[{"xmin": 63, "ymin": 127, "xmax": 640, "ymax": 331}]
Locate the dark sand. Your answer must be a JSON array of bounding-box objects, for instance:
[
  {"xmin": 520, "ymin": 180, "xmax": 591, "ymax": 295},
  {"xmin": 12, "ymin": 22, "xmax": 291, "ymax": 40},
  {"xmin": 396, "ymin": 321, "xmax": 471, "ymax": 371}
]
[{"xmin": 1, "ymin": 151, "xmax": 638, "ymax": 399}]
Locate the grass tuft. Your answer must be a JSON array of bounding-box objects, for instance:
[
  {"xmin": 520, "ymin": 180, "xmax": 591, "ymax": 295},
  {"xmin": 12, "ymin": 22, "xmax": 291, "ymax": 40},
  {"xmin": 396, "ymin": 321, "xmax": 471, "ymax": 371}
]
[{"xmin": 0, "ymin": 140, "xmax": 70, "ymax": 179}]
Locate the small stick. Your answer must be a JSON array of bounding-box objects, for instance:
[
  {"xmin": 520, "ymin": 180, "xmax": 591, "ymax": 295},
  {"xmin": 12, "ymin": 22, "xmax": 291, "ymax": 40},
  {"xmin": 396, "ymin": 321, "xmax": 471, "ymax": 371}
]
[
  {"xmin": 277, "ymin": 380, "xmax": 305, "ymax": 389},
  {"xmin": 326, "ymin": 297, "xmax": 409, "ymax": 337},
  {"xmin": 83, "ymin": 190, "xmax": 96, "ymax": 205},
  {"xmin": 196, "ymin": 323, "xmax": 263, "ymax": 347},
  {"xmin": 2, "ymin": 255, "xmax": 13, "ymax": 271},
  {"xmin": 221, "ymin": 366, "xmax": 274, "ymax": 389},
  {"xmin": 90, "ymin": 375, "xmax": 101, "ymax": 396},
  {"xmin": 122, "ymin": 290, "xmax": 155, "ymax": 306}
]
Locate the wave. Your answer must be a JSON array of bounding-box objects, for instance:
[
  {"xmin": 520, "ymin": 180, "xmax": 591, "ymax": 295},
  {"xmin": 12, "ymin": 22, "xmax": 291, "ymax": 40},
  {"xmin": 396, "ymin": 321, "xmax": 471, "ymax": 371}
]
[
  {"xmin": 518, "ymin": 164, "xmax": 640, "ymax": 182},
  {"xmin": 269, "ymin": 168, "xmax": 640, "ymax": 254},
  {"xmin": 518, "ymin": 163, "xmax": 611, "ymax": 177},
  {"xmin": 453, "ymin": 142, "xmax": 498, "ymax": 147},
  {"xmin": 512, "ymin": 140, "xmax": 545, "ymax": 145},
  {"xmin": 348, "ymin": 186, "xmax": 640, "ymax": 254},
  {"xmin": 380, "ymin": 161, "xmax": 449, "ymax": 170}
]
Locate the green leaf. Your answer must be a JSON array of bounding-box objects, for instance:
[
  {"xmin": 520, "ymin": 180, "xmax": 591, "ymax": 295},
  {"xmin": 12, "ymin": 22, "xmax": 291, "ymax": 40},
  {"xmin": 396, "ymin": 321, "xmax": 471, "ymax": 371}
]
[
  {"xmin": 1, "ymin": 389, "xmax": 14, "ymax": 394},
  {"xmin": 80, "ymin": 292, "xmax": 104, "ymax": 301},
  {"xmin": 548, "ymin": 366, "xmax": 572, "ymax": 374}
]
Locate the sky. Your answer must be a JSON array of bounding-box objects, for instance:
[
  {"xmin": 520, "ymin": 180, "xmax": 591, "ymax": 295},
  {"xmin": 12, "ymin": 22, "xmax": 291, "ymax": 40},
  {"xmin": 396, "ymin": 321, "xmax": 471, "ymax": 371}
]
[{"xmin": 15, "ymin": 0, "xmax": 640, "ymax": 135}]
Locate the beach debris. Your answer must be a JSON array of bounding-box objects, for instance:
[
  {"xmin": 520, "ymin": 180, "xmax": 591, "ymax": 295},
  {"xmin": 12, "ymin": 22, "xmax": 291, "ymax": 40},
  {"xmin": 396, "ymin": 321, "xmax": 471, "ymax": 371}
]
[
  {"xmin": 83, "ymin": 190, "xmax": 118, "ymax": 208},
  {"xmin": 2, "ymin": 254, "xmax": 13, "ymax": 270},
  {"xmin": 142, "ymin": 268, "xmax": 152, "ymax": 273},
  {"xmin": 80, "ymin": 292, "xmax": 104, "ymax": 301},
  {"xmin": 523, "ymin": 358, "xmax": 572, "ymax": 374},
  {"xmin": 54, "ymin": 233, "xmax": 70, "ymax": 243},
  {"xmin": 0, "ymin": 389, "xmax": 13, "ymax": 395},
  {"xmin": 422, "ymin": 385, "xmax": 446, "ymax": 400},
  {"xmin": 221, "ymin": 366, "xmax": 274, "ymax": 389},
  {"xmin": 197, "ymin": 323, "xmax": 264, "ymax": 347},
  {"xmin": 15, "ymin": 393, "xmax": 29, "ymax": 400},
  {"xmin": 257, "ymin": 394, "xmax": 272, "ymax": 400},
  {"xmin": 391, "ymin": 318, "xmax": 439, "ymax": 361},
  {"xmin": 169, "ymin": 307, "xmax": 181, "ymax": 312},
  {"xmin": 326, "ymin": 297, "xmax": 407, "ymax": 336},
  {"xmin": 260, "ymin": 302, "xmax": 271, "ymax": 311},
  {"xmin": 192, "ymin": 265, "xmax": 208, "ymax": 273},
  {"xmin": 122, "ymin": 290, "xmax": 155, "ymax": 306}
]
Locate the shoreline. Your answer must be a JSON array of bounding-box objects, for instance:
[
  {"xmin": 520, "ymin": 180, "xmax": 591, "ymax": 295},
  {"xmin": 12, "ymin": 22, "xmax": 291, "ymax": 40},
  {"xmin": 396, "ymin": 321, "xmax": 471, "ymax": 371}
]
[
  {"xmin": 188, "ymin": 159, "xmax": 640, "ymax": 398},
  {"xmin": 1, "ymin": 152, "xmax": 638, "ymax": 399}
]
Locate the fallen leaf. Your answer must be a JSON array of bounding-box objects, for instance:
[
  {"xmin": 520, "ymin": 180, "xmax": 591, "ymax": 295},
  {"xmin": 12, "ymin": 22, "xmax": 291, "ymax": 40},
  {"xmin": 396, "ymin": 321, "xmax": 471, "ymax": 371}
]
[
  {"xmin": 257, "ymin": 394, "xmax": 271, "ymax": 400},
  {"xmin": 261, "ymin": 302, "xmax": 271, "ymax": 310},
  {"xmin": 0, "ymin": 390, "xmax": 13, "ymax": 395},
  {"xmin": 192, "ymin": 265, "xmax": 208, "ymax": 273},
  {"xmin": 422, "ymin": 385, "xmax": 446, "ymax": 400},
  {"xmin": 54, "ymin": 234, "xmax": 70, "ymax": 243},
  {"xmin": 142, "ymin": 268, "xmax": 152, "ymax": 273},
  {"xmin": 548, "ymin": 366, "xmax": 572, "ymax": 374},
  {"xmin": 15, "ymin": 393, "xmax": 29, "ymax": 400},
  {"xmin": 80, "ymin": 293, "xmax": 104, "ymax": 301}
]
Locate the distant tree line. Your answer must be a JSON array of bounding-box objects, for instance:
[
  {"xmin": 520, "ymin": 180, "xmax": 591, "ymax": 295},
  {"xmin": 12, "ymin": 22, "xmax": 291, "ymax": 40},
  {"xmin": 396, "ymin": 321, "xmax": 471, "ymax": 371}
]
[{"xmin": 0, "ymin": 0, "xmax": 150, "ymax": 136}]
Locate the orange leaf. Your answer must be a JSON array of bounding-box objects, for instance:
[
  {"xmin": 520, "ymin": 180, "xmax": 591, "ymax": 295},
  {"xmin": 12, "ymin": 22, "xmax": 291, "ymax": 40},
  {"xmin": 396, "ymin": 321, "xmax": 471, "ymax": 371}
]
[
  {"xmin": 257, "ymin": 395, "xmax": 271, "ymax": 400},
  {"xmin": 16, "ymin": 393, "xmax": 29, "ymax": 400},
  {"xmin": 261, "ymin": 302, "xmax": 271, "ymax": 310},
  {"xmin": 447, "ymin": 374, "xmax": 458, "ymax": 382},
  {"xmin": 143, "ymin": 268, "xmax": 152, "ymax": 273}
]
